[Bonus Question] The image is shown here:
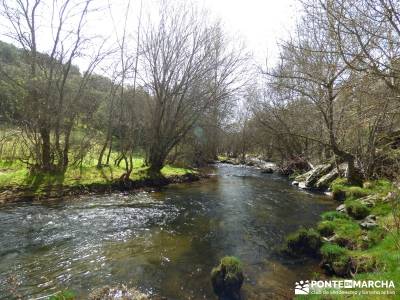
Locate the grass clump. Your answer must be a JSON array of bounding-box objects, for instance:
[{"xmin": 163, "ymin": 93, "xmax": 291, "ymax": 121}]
[
  {"xmin": 285, "ymin": 227, "xmax": 322, "ymax": 256},
  {"xmin": 345, "ymin": 201, "xmax": 370, "ymax": 219},
  {"xmin": 320, "ymin": 243, "xmax": 348, "ymax": 261},
  {"xmin": 331, "ymin": 178, "xmax": 393, "ymax": 201},
  {"xmin": 320, "ymin": 244, "xmax": 352, "ymax": 277},
  {"xmin": 317, "ymin": 221, "xmax": 335, "ymax": 237},
  {"xmin": 211, "ymin": 256, "xmax": 244, "ymax": 299},
  {"xmin": 211, "ymin": 256, "xmax": 243, "ymax": 282},
  {"xmin": 321, "ymin": 211, "xmax": 349, "ymax": 221}
]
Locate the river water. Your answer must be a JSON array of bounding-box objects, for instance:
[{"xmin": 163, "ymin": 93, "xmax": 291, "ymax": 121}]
[{"xmin": 0, "ymin": 164, "xmax": 334, "ymax": 299}]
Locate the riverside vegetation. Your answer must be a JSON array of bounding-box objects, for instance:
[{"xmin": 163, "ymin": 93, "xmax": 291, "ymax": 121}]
[{"xmin": 284, "ymin": 171, "xmax": 400, "ymax": 299}]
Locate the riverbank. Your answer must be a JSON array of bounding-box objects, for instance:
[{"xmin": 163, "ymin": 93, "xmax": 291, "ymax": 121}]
[
  {"xmin": 282, "ymin": 166, "xmax": 400, "ymax": 298},
  {"xmin": 0, "ymin": 158, "xmax": 205, "ymax": 204}
]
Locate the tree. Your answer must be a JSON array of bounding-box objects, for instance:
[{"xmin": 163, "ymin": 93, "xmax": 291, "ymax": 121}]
[
  {"xmin": 263, "ymin": 3, "xmax": 363, "ymax": 184},
  {"xmin": 140, "ymin": 2, "xmax": 247, "ymax": 175},
  {"xmin": 1, "ymin": 0, "xmax": 106, "ymax": 172}
]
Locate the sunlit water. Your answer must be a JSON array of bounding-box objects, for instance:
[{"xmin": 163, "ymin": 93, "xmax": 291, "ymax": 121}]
[{"xmin": 0, "ymin": 164, "xmax": 334, "ymax": 299}]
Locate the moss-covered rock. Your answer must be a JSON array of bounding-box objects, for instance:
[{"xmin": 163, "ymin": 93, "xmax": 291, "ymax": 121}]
[
  {"xmin": 211, "ymin": 256, "xmax": 244, "ymax": 300},
  {"xmin": 284, "ymin": 228, "xmax": 322, "ymax": 256}
]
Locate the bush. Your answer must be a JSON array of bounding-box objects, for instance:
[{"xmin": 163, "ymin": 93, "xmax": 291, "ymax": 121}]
[
  {"xmin": 285, "ymin": 227, "xmax": 322, "ymax": 256},
  {"xmin": 346, "ymin": 201, "xmax": 371, "ymax": 219}
]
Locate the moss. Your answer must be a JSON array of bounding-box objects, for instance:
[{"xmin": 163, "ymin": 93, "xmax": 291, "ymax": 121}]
[
  {"xmin": 285, "ymin": 227, "xmax": 322, "ymax": 256},
  {"xmin": 345, "ymin": 201, "xmax": 370, "ymax": 219}
]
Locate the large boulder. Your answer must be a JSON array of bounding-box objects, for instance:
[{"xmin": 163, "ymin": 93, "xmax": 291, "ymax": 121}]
[
  {"xmin": 211, "ymin": 256, "xmax": 244, "ymax": 300},
  {"xmin": 315, "ymin": 168, "xmax": 339, "ymax": 189},
  {"xmin": 294, "ymin": 169, "xmax": 314, "ymax": 182},
  {"xmin": 305, "ymin": 164, "xmax": 333, "ymax": 188}
]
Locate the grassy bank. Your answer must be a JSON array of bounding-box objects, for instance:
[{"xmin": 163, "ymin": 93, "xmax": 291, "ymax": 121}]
[
  {"xmin": 285, "ymin": 178, "xmax": 400, "ymax": 299},
  {"xmin": 0, "ymin": 156, "xmax": 197, "ymax": 203}
]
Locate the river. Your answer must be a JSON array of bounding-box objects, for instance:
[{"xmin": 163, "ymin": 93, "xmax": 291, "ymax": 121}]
[{"xmin": 0, "ymin": 164, "xmax": 334, "ymax": 299}]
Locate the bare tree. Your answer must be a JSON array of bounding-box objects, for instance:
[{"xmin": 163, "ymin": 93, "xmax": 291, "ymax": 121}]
[
  {"xmin": 264, "ymin": 3, "xmax": 363, "ymax": 184},
  {"xmin": 1, "ymin": 0, "xmax": 107, "ymax": 172},
  {"xmin": 140, "ymin": 2, "xmax": 248, "ymax": 176}
]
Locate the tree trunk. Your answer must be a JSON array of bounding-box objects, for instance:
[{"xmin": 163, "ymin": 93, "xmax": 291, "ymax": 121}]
[
  {"xmin": 40, "ymin": 127, "xmax": 52, "ymax": 171},
  {"xmin": 147, "ymin": 147, "xmax": 165, "ymax": 177}
]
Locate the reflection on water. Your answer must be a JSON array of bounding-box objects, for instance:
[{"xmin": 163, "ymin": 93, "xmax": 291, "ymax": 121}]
[{"xmin": 0, "ymin": 164, "xmax": 334, "ymax": 299}]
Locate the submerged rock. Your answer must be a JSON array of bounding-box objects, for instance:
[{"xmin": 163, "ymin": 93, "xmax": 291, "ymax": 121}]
[
  {"xmin": 89, "ymin": 285, "xmax": 149, "ymax": 300},
  {"xmin": 260, "ymin": 167, "xmax": 274, "ymax": 174},
  {"xmin": 211, "ymin": 256, "xmax": 244, "ymax": 300}
]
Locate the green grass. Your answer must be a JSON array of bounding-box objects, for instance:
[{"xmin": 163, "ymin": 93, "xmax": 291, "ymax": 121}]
[
  {"xmin": 331, "ymin": 178, "xmax": 393, "ymax": 200},
  {"xmin": 345, "ymin": 201, "xmax": 371, "ymax": 219},
  {"xmin": 211, "ymin": 256, "xmax": 243, "ymax": 282},
  {"xmin": 0, "ymin": 155, "xmax": 197, "ymax": 195}
]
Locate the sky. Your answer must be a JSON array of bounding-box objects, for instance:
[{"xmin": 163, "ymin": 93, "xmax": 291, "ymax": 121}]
[
  {"xmin": 198, "ymin": 0, "xmax": 299, "ymax": 65},
  {"xmin": 0, "ymin": 0, "xmax": 300, "ymax": 69}
]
